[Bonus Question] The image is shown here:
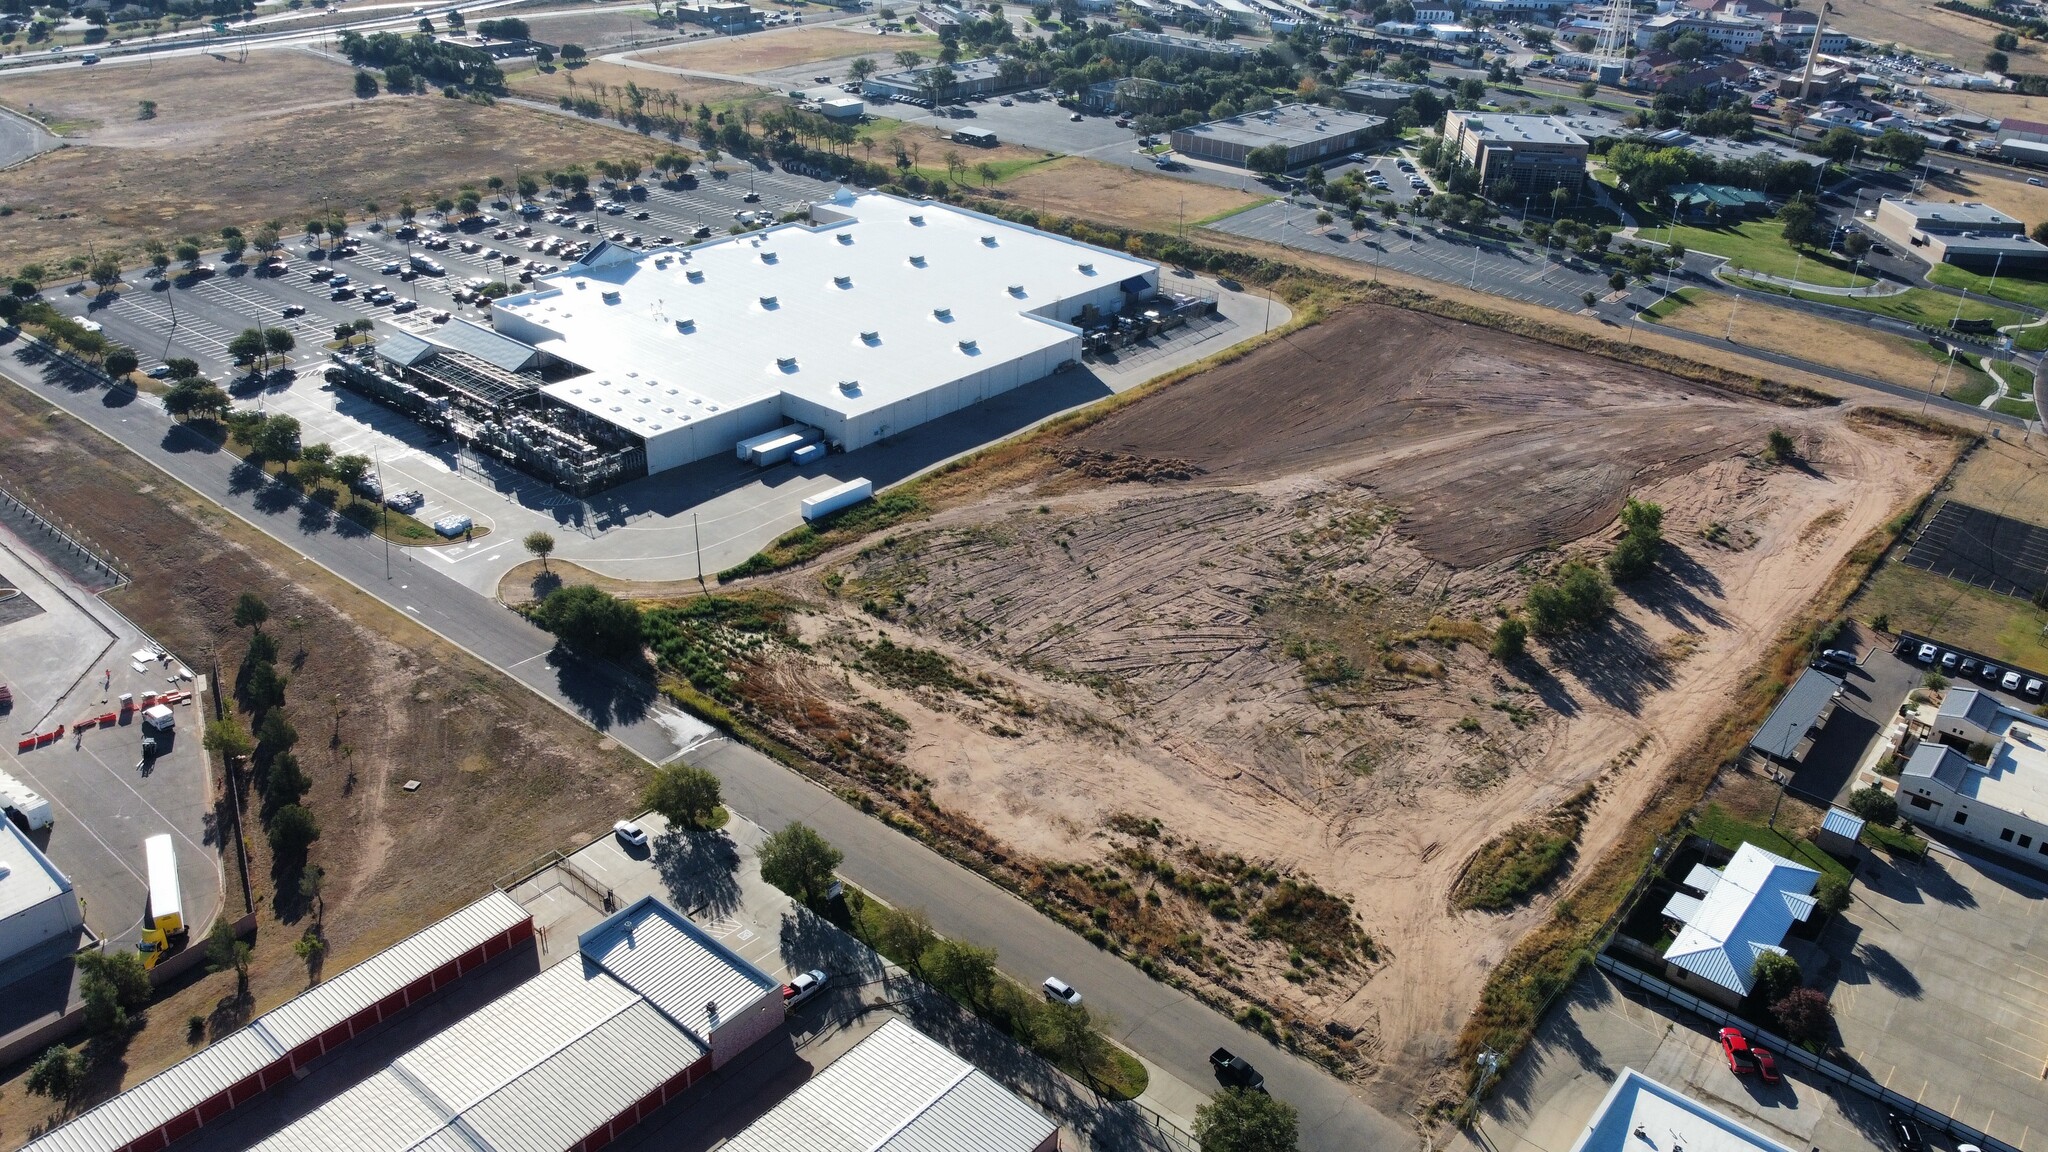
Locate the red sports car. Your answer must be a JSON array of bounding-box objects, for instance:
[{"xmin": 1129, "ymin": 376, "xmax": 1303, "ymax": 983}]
[
  {"xmin": 1752, "ymin": 1046, "xmax": 1781, "ymax": 1084},
  {"xmin": 1718, "ymin": 1027, "xmax": 1758, "ymax": 1075}
]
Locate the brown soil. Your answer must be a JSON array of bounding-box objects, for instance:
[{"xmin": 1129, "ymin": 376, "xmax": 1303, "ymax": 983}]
[
  {"xmin": 630, "ymin": 25, "xmax": 930, "ymax": 74},
  {"xmin": 725, "ymin": 304, "xmax": 1951, "ymax": 1110},
  {"xmin": 0, "ymin": 386, "xmax": 645, "ymax": 1144},
  {"xmin": 0, "ymin": 51, "xmax": 661, "ymax": 273},
  {"xmin": 505, "ymin": 59, "xmax": 759, "ymax": 112},
  {"xmin": 1827, "ymin": 0, "xmax": 2007, "ymax": 64},
  {"xmin": 998, "ymin": 156, "xmax": 1266, "ymax": 233}
]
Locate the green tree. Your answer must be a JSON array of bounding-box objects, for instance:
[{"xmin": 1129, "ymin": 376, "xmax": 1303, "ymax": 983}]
[
  {"xmin": 1035, "ymin": 999, "xmax": 1110, "ymax": 1079},
  {"xmin": 233, "ymin": 591, "xmax": 270, "ymax": 633},
  {"xmin": 1987, "ymin": 50, "xmax": 2010, "ymax": 74},
  {"xmin": 642, "ymin": 762, "xmax": 722, "ymax": 828},
  {"xmin": 1491, "ymin": 616, "xmax": 1527, "ymax": 661},
  {"xmin": 1749, "ymin": 950, "xmax": 1802, "ymax": 1006},
  {"xmin": 245, "ymin": 662, "xmax": 289, "ymax": 714},
  {"xmin": 255, "ymin": 710, "xmax": 297, "ymax": 753},
  {"xmin": 923, "ymin": 938, "xmax": 999, "ymax": 1009},
  {"xmin": 252, "ymin": 413, "xmax": 303, "ymax": 471},
  {"xmin": 24, "ymin": 1045, "xmax": 85, "ymax": 1101},
  {"xmin": 268, "ymin": 804, "xmax": 320, "ymax": 861},
  {"xmin": 757, "ymin": 821, "xmax": 842, "ymax": 906},
  {"xmin": 1813, "ymin": 871, "xmax": 1851, "ymax": 917},
  {"xmin": 1778, "ymin": 195, "xmax": 1827, "ymax": 250},
  {"xmin": 203, "ymin": 717, "xmax": 254, "ymax": 765},
  {"xmin": 1608, "ymin": 269, "xmax": 1628, "ymax": 293},
  {"xmin": 1245, "ymin": 144, "xmax": 1290, "ymax": 175},
  {"xmin": 1525, "ymin": 561, "xmax": 1614, "ymax": 636},
  {"xmin": 869, "ymin": 903, "xmax": 937, "ymax": 973},
  {"xmin": 1996, "ymin": 30, "xmax": 2020, "ymax": 50},
  {"xmin": 89, "ymin": 258, "xmax": 122, "ymax": 290},
  {"xmin": 264, "ymin": 750, "xmax": 311, "ymax": 809},
  {"xmin": 300, "ymin": 863, "xmax": 327, "ymax": 924},
  {"xmin": 207, "ymin": 918, "xmax": 252, "ymax": 992},
  {"xmin": 297, "ymin": 442, "xmax": 334, "ymax": 488},
  {"xmin": 227, "ymin": 328, "xmax": 267, "ymax": 368},
  {"xmin": 534, "ymin": 584, "xmax": 644, "ymax": 662},
  {"xmin": 165, "ymin": 356, "xmax": 201, "ymax": 380},
  {"xmin": 104, "ymin": 346, "xmax": 139, "ymax": 379},
  {"xmin": 560, "ymin": 42, "xmax": 585, "ymax": 63},
  {"xmin": 1766, "ymin": 428, "xmax": 1797, "ymax": 463},
  {"xmin": 523, "ymin": 530, "xmax": 556, "ymax": 571},
  {"xmin": 1847, "ymin": 783, "xmax": 1898, "ymax": 827},
  {"xmin": 1194, "ymin": 1087, "xmax": 1300, "ymax": 1152},
  {"xmin": 331, "ymin": 453, "xmax": 371, "ymax": 497},
  {"xmin": 264, "ymin": 327, "xmax": 296, "ymax": 359},
  {"xmin": 173, "ymin": 241, "xmax": 202, "ymax": 266},
  {"xmin": 1605, "ymin": 497, "xmax": 1664, "ymax": 582}
]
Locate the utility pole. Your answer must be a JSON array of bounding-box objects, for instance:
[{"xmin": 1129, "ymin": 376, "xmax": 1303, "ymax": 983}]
[{"xmin": 693, "ymin": 512, "xmax": 704, "ymax": 590}]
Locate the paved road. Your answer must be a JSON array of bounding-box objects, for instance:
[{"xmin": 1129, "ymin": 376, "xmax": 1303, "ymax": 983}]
[
  {"xmin": 0, "ymin": 344, "xmax": 1410, "ymax": 1152},
  {"xmin": 0, "ymin": 105, "xmax": 56, "ymax": 169}
]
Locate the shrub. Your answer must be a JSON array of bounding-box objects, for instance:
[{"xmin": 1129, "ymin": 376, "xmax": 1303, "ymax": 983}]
[
  {"xmin": 1525, "ymin": 561, "xmax": 1614, "ymax": 636},
  {"xmin": 1846, "ymin": 783, "xmax": 1898, "ymax": 828},
  {"xmin": 1771, "ymin": 986, "xmax": 1832, "ymax": 1044},
  {"xmin": 1749, "ymin": 951, "xmax": 1802, "ymax": 1007},
  {"xmin": 1813, "ymin": 871, "xmax": 1851, "ymax": 916},
  {"xmin": 1490, "ymin": 617, "xmax": 1527, "ymax": 661}
]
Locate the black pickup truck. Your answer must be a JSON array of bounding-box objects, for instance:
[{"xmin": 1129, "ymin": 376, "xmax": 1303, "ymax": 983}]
[{"xmin": 1209, "ymin": 1048, "xmax": 1265, "ymax": 1092}]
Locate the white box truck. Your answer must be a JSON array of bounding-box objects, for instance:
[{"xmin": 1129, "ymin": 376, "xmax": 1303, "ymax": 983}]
[
  {"xmin": 0, "ymin": 770, "xmax": 52, "ymax": 831},
  {"xmin": 734, "ymin": 424, "xmax": 820, "ymax": 467},
  {"xmin": 801, "ymin": 478, "xmax": 873, "ymax": 521}
]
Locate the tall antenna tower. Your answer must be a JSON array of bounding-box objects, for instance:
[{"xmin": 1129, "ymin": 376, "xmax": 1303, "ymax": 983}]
[{"xmin": 1593, "ymin": 0, "xmax": 1634, "ymax": 85}]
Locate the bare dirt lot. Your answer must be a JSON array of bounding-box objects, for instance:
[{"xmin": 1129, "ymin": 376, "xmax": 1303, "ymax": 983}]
[
  {"xmin": 1830, "ymin": 0, "xmax": 2003, "ymax": 63},
  {"xmin": 994, "ymin": 156, "xmax": 1265, "ymax": 233},
  {"xmin": 712, "ymin": 305, "xmax": 1951, "ymax": 1111},
  {"xmin": 0, "ymin": 50, "xmax": 658, "ymax": 272},
  {"xmin": 505, "ymin": 58, "xmax": 759, "ymax": 112},
  {"xmin": 631, "ymin": 24, "xmax": 927, "ymax": 74},
  {"xmin": 0, "ymin": 384, "xmax": 645, "ymax": 1145}
]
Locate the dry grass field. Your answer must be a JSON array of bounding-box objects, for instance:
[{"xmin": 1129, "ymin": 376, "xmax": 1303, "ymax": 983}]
[
  {"xmin": 505, "ymin": 58, "xmax": 761, "ymax": 112},
  {"xmin": 0, "ymin": 375, "xmax": 647, "ymax": 1146},
  {"xmin": 630, "ymin": 24, "xmax": 926, "ymax": 74},
  {"xmin": 1649, "ymin": 289, "xmax": 1960, "ymax": 395},
  {"xmin": 1911, "ymin": 164, "xmax": 2048, "ymax": 229},
  {"xmin": 0, "ymin": 50, "xmax": 657, "ymax": 273},
  {"xmin": 678, "ymin": 304, "xmax": 1954, "ymax": 1112},
  {"xmin": 1828, "ymin": 0, "xmax": 2006, "ymax": 62},
  {"xmin": 999, "ymin": 156, "xmax": 1264, "ymax": 232}
]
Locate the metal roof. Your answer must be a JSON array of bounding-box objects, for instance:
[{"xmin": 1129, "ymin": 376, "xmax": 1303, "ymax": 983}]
[
  {"xmin": 1937, "ymin": 686, "xmax": 2003, "ymax": 731},
  {"xmin": 1661, "ymin": 843, "xmax": 1819, "ymax": 996},
  {"xmin": 24, "ymin": 892, "xmax": 527, "ymax": 1152},
  {"xmin": 379, "ymin": 330, "xmax": 438, "ymax": 368},
  {"xmin": 429, "ymin": 317, "xmax": 540, "ymax": 374},
  {"xmin": 1821, "ymin": 807, "xmax": 1866, "ymax": 840},
  {"xmin": 1748, "ymin": 668, "xmax": 1840, "ymax": 760},
  {"xmin": 723, "ymin": 1019, "xmax": 1056, "ymax": 1152},
  {"xmin": 1570, "ymin": 1068, "xmax": 1798, "ymax": 1152},
  {"xmin": 579, "ymin": 895, "xmax": 782, "ymax": 1040}
]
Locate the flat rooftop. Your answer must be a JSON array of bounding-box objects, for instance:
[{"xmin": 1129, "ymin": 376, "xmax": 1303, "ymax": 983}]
[
  {"xmin": 1956, "ymin": 711, "xmax": 2048, "ymax": 820},
  {"xmin": 493, "ymin": 191, "xmax": 1154, "ymax": 430},
  {"xmin": 1569, "ymin": 1068, "xmax": 1798, "ymax": 1152},
  {"xmin": 1886, "ymin": 197, "xmax": 2020, "ymax": 226},
  {"xmin": 1176, "ymin": 102, "xmax": 1387, "ymax": 149},
  {"xmin": 0, "ymin": 820, "xmax": 69, "ymax": 923},
  {"xmin": 1456, "ymin": 113, "xmax": 1589, "ymax": 146},
  {"xmin": 1114, "ymin": 28, "xmax": 1252, "ymax": 52}
]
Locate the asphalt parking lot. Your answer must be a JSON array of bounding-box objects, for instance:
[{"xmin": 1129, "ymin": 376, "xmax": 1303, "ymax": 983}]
[
  {"xmin": 0, "ymin": 524, "xmax": 219, "ymax": 959},
  {"xmin": 1789, "ymin": 626, "xmax": 1922, "ymax": 806},
  {"xmin": 1819, "ymin": 846, "xmax": 2048, "ymax": 1148}
]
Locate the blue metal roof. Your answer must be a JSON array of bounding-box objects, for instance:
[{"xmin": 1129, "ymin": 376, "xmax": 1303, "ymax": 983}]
[{"xmin": 1821, "ymin": 806, "xmax": 1866, "ymax": 840}]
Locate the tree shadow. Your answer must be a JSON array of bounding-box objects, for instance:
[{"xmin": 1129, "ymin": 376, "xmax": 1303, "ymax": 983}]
[
  {"xmin": 251, "ymin": 476, "xmax": 298, "ymax": 516},
  {"xmin": 206, "ymin": 986, "xmax": 253, "ymax": 1042},
  {"xmin": 652, "ymin": 827, "xmax": 742, "ymax": 919},
  {"xmin": 1879, "ymin": 851, "xmax": 1980, "ymax": 909},
  {"xmin": 1505, "ymin": 658, "xmax": 1581, "ymax": 718},
  {"xmin": 161, "ymin": 418, "xmax": 226, "ymax": 455},
  {"xmin": 1853, "ymin": 941, "xmax": 1922, "ymax": 998},
  {"xmin": 530, "ymin": 570, "xmax": 563, "ymax": 600},
  {"xmin": 227, "ymin": 459, "xmax": 268, "ymax": 495},
  {"xmin": 1544, "ymin": 611, "xmax": 1674, "ymax": 716},
  {"xmin": 546, "ymin": 646, "xmax": 655, "ymax": 730},
  {"xmin": 296, "ymin": 495, "xmax": 334, "ymax": 534},
  {"xmin": 777, "ymin": 905, "xmax": 884, "ymax": 981}
]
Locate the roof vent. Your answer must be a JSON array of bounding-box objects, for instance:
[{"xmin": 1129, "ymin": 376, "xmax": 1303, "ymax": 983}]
[
  {"xmin": 601, "ymin": 289, "xmax": 621, "ymax": 303},
  {"xmin": 760, "ymin": 295, "xmax": 779, "ymax": 309},
  {"xmin": 834, "ymin": 275, "xmax": 853, "ymax": 288},
  {"xmin": 1078, "ymin": 262, "xmax": 1095, "ymax": 274},
  {"xmin": 909, "ymin": 254, "xmax": 927, "ymax": 267},
  {"xmin": 675, "ymin": 318, "xmax": 695, "ymax": 332},
  {"xmin": 909, "ymin": 213, "xmax": 926, "ymax": 225},
  {"xmin": 933, "ymin": 307, "xmax": 952, "ymax": 321},
  {"xmin": 575, "ymin": 279, "xmax": 589, "ymax": 289},
  {"xmin": 1007, "ymin": 284, "xmax": 1025, "ymax": 296},
  {"xmin": 839, "ymin": 379, "xmax": 860, "ymax": 395},
  {"xmin": 837, "ymin": 233, "xmax": 855, "ymax": 245},
  {"xmin": 760, "ymin": 251, "xmax": 778, "ymax": 263},
  {"xmin": 860, "ymin": 330, "xmax": 880, "ymax": 344},
  {"xmin": 687, "ymin": 269, "xmax": 705, "ymax": 283},
  {"xmin": 776, "ymin": 356, "xmax": 798, "ymax": 370},
  {"xmin": 958, "ymin": 338, "xmax": 978, "ymax": 353},
  {"xmin": 981, "ymin": 235, "xmax": 998, "ymax": 246}
]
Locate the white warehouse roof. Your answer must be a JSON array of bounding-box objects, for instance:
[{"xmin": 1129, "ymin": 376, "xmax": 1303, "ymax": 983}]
[
  {"xmin": 723, "ymin": 1018, "xmax": 1057, "ymax": 1152},
  {"xmin": 0, "ymin": 817, "xmax": 73, "ymax": 927},
  {"xmin": 492, "ymin": 191, "xmax": 1155, "ymax": 437},
  {"xmin": 1569, "ymin": 1068, "xmax": 1798, "ymax": 1152}
]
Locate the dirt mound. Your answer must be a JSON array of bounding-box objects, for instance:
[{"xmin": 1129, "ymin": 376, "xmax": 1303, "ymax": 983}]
[
  {"xmin": 1070, "ymin": 305, "xmax": 1775, "ymax": 567},
  {"xmin": 1051, "ymin": 447, "xmax": 1206, "ymax": 483}
]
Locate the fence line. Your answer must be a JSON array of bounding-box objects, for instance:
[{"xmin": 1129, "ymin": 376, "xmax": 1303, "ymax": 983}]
[
  {"xmin": 0, "ymin": 481, "xmax": 130, "ymax": 589},
  {"xmin": 1596, "ymin": 954, "xmax": 2022, "ymax": 1152}
]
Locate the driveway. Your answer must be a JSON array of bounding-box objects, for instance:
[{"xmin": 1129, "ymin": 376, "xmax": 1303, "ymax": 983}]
[{"xmin": 1789, "ymin": 625, "xmax": 1922, "ymax": 806}]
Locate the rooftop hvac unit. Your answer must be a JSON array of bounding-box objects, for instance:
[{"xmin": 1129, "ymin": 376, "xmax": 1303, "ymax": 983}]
[
  {"xmin": 676, "ymin": 318, "xmax": 695, "ymax": 331},
  {"xmin": 933, "ymin": 307, "xmax": 952, "ymax": 320},
  {"xmin": 838, "ymin": 379, "xmax": 860, "ymax": 394},
  {"xmin": 601, "ymin": 289, "xmax": 621, "ymax": 303},
  {"xmin": 981, "ymin": 235, "xmax": 998, "ymax": 246},
  {"xmin": 909, "ymin": 214, "xmax": 926, "ymax": 225},
  {"xmin": 760, "ymin": 295, "xmax": 779, "ymax": 308},
  {"xmin": 909, "ymin": 254, "xmax": 927, "ymax": 267},
  {"xmin": 834, "ymin": 275, "xmax": 853, "ymax": 288},
  {"xmin": 761, "ymin": 251, "xmax": 778, "ymax": 263},
  {"xmin": 837, "ymin": 233, "xmax": 855, "ymax": 245},
  {"xmin": 861, "ymin": 330, "xmax": 880, "ymax": 344},
  {"xmin": 1007, "ymin": 284, "xmax": 1025, "ymax": 296},
  {"xmin": 575, "ymin": 279, "xmax": 588, "ymax": 289},
  {"xmin": 1077, "ymin": 262, "xmax": 1095, "ymax": 274},
  {"xmin": 777, "ymin": 356, "xmax": 799, "ymax": 370},
  {"xmin": 958, "ymin": 338, "xmax": 978, "ymax": 352}
]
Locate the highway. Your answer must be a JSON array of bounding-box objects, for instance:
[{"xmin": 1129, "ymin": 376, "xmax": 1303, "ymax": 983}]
[{"xmin": 0, "ymin": 343, "xmax": 1412, "ymax": 1152}]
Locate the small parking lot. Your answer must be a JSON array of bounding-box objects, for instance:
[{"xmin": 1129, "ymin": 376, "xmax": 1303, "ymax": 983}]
[{"xmin": 1788, "ymin": 625, "xmax": 1922, "ymax": 806}]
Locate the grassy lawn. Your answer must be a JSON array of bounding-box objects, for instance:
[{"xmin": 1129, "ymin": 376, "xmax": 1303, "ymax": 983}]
[
  {"xmin": 1852, "ymin": 561, "xmax": 2048, "ymax": 674},
  {"xmin": 1862, "ymin": 822, "xmax": 1929, "ymax": 859},
  {"xmin": 1994, "ymin": 396, "xmax": 2040, "ymax": 419},
  {"xmin": 1693, "ymin": 804, "xmax": 1852, "ymax": 883},
  {"xmin": 1641, "ymin": 286, "xmax": 1700, "ymax": 320},
  {"xmin": 1649, "ymin": 218, "xmax": 1872, "ymax": 287},
  {"xmin": 1927, "ymin": 263, "xmax": 2048, "ymax": 312},
  {"xmin": 1730, "ymin": 278, "xmax": 2032, "ymax": 331},
  {"xmin": 2019, "ymin": 326, "xmax": 2048, "ymax": 352},
  {"xmin": 1999, "ymin": 362, "xmax": 2037, "ymax": 398},
  {"xmin": 1911, "ymin": 340, "xmax": 2002, "ymax": 404}
]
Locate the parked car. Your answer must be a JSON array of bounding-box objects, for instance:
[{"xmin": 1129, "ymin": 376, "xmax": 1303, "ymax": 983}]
[
  {"xmin": 385, "ymin": 489, "xmax": 425, "ymax": 512},
  {"xmin": 1981, "ymin": 663, "xmax": 2002, "ymax": 684},
  {"xmin": 1821, "ymin": 649, "xmax": 1855, "ymax": 666},
  {"xmin": 392, "ymin": 299, "xmax": 417, "ymax": 313},
  {"xmin": 613, "ymin": 819, "xmax": 648, "ymax": 846},
  {"xmin": 1209, "ymin": 1048, "xmax": 1265, "ymax": 1091},
  {"xmin": 1961, "ymin": 657, "xmax": 1979, "ymax": 675},
  {"xmin": 1042, "ymin": 976, "xmax": 1082, "ymax": 1005},
  {"xmin": 1886, "ymin": 1110, "xmax": 1926, "ymax": 1152},
  {"xmin": 2029, "ymin": 678, "xmax": 2045, "ymax": 698},
  {"xmin": 281, "ymin": 303, "xmax": 306, "ymax": 318},
  {"xmin": 1718, "ymin": 1027, "xmax": 1758, "ymax": 1074},
  {"xmin": 381, "ymin": 261, "xmax": 401, "ymax": 274},
  {"xmin": 1942, "ymin": 650, "xmax": 1960, "ymax": 670},
  {"xmin": 783, "ymin": 969, "xmax": 828, "ymax": 1008},
  {"xmin": 1917, "ymin": 642, "xmax": 1938, "ymax": 663},
  {"xmin": 1751, "ymin": 1046, "xmax": 1780, "ymax": 1084},
  {"xmin": 328, "ymin": 286, "xmax": 354, "ymax": 301},
  {"xmin": 2004, "ymin": 671, "xmax": 2024, "ymax": 691}
]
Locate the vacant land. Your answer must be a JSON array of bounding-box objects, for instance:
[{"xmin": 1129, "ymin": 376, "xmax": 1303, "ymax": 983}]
[
  {"xmin": 0, "ymin": 381, "xmax": 646, "ymax": 1142},
  {"xmin": 1910, "ymin": 165, "xmax": 2048, "ymax": 235},
  {"xmin": 685, "ymin": 304, "xmax": 1951, "ymax": 1111},
  {"xmin": 998, "ymin": 156, "xmax": 1263, "ymax": 233},
  {"xmin": 1827, "ymin": 0, "xmax": 2007, "ymax": 63},
  {"xmin": 1852, "ymin": 433, "xmax": 2048, "ymax": 671},
  {"xmin": 505, "ymin": 58, "xmax": 759, "ymax": 113},
  {"xmin": 631, "ymin": 24, "xmax": 924, "ymax": 74},
  {"xmin": 0, "ymin": 51, "xmax": 657, "ymax": 273},
  {"xmin": 1649, "ymin": 288, "xmax": 1967, "ymax": 395}
]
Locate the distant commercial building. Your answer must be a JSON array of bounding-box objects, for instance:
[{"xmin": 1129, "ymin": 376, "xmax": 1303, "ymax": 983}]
[
  {"xmin": 0, "ymin": 820, "xmax": 81, "ymax": 969},
  {"xmin": 1111, "ymin": 28, "xmax": 1254, "ymax": 62},
  {"xmin": 676, "ymin": 1, "xmax": 763, "ymax": 30},
  {"xmin": 1902, "ymin": 687, "xmax": 2048, "ymax": 864},
  {"xmin": 1748, "ymin": 666, "xmax": 1841, "ymax": 763},
  {"xmin": 1633, "ymin": 10, "xmax": 1768, "ymax": 53},
  {"xmin": 1870, "ymin": 197, "xmax": 2048, "ymax": 271},
  {"xmin": 1169, "ymin": 103, "xmax": 1386, "ymax": 169},
  {"xmin": 1429, "ymin": 21, "xmax": 1477, "ymax": 40},
  {"xmin": 863, "ymin": 55, "xmax": 1013, "ymax": 102},
  {"xmin": 1338, "ymin": 79, "xmax": 1423, "ymax": 115},
  {"xmin": 1666, "ymin": 182, "xmax": 1771, "ymax": 217},
  {"xmin": 819, "ymin": 96, "xmax": 866, "ymax": 120},
  {"xmin": 1441, "ymin": 111, "xmax": 1589, "ymax": 196},
  {"xmin": 1658, "ymin": 842, "xmax": 1818, "ymax": 1007},
  {"xmin": 1568, "ymin": 1068, "xmax": 1800, "ymax": 1152},
  {"xmin": 724, "ymin": 1019, "xmax": 1059, "ymax": 1152}
]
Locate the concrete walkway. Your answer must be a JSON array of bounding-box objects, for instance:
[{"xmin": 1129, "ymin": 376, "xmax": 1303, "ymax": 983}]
[{"xmin": 1712, "ymin": 261, "xmax": 1904, "ymax": 297}]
